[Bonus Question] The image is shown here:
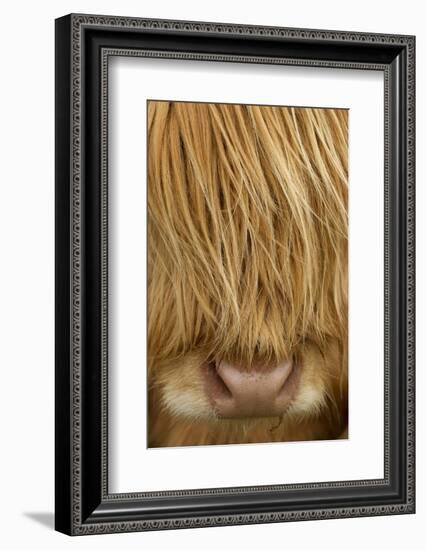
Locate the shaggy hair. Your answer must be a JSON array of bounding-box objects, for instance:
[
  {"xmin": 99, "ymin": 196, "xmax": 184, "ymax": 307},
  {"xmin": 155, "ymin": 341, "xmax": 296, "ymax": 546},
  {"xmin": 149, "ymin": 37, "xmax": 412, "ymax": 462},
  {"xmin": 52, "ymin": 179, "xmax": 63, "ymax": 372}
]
[{"xmin": 148, "ymin": 100, "xmax": 348, "ymax": 447}]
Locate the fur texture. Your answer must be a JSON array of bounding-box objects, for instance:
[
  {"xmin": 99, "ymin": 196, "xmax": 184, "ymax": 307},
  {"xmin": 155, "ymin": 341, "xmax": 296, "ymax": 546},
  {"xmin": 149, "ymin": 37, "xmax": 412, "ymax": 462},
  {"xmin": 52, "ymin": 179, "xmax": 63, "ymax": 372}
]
[{"xmin": 148, "ymin": 101, "xmax": 348, "ymax": 447}]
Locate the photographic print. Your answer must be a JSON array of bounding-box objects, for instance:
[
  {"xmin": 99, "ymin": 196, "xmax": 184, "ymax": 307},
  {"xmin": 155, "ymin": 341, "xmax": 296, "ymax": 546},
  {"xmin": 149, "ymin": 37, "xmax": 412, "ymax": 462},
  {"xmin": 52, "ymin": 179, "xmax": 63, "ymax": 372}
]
[
  {"xmin": 55, "ymin": 14, "xmax": 414, "ymax": 535},
  {"xmin": 148, "ymin": 100, "xmax": 349, "ymax": 447}
]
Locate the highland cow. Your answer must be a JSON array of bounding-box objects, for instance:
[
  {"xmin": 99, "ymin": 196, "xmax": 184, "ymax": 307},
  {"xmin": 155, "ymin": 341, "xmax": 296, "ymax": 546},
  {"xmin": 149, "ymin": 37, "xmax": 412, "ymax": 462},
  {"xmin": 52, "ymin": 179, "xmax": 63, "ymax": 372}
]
[{"xmin": 147, "ymin": 100, "xmax": 348, "ymax": 447}]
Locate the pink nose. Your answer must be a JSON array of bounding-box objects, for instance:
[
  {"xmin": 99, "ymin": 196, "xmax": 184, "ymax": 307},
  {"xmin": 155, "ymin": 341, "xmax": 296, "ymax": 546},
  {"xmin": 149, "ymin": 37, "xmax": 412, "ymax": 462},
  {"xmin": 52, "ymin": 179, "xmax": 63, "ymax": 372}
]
[{"xmin": 206, "ymin": 359, "xmax": 298, "ymax": 418}]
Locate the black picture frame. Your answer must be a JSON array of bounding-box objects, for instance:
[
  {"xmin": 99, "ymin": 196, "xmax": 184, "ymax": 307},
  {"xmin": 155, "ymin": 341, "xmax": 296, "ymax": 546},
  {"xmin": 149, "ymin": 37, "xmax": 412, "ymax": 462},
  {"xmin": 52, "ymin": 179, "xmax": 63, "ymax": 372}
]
[{"xmin": 55, "ymin": 13, "xmax": 416, "ymax": 535}]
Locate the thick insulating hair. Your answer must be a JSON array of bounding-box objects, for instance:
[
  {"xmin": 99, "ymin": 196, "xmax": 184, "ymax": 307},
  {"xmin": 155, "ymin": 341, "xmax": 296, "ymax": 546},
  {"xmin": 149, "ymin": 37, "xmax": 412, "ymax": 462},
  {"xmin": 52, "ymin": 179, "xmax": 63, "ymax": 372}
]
[{"xmin": 148, "ymin": 101, "xmax": 348, "ymax": 369}]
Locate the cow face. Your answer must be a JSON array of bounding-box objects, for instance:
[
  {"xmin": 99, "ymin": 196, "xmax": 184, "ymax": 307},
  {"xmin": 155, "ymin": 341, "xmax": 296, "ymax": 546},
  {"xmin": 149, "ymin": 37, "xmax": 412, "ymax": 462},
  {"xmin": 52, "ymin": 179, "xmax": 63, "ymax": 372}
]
[{"xmin": 148, "ymin": 101, "xmax": 348, "ymax": 447}]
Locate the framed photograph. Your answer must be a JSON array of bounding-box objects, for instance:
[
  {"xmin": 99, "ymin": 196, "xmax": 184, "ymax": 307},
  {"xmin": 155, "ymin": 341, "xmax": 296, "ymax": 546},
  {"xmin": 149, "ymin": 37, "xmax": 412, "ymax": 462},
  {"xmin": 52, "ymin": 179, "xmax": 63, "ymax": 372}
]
[{"xmin": 55, "ymin": 13, "xmax": 415, "ymax": 535}]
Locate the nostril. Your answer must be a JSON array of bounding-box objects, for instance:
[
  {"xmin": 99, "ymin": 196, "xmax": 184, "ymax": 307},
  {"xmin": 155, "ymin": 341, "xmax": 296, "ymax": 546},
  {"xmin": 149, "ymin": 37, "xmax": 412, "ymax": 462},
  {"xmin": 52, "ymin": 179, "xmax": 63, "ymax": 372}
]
[
  {"xmin": 205, "ymin": 361, "xmax": 233, "ymax": 400},
  {"xmin": 277, "ymin": 365, "xmax": 293, "ymax": 394}
]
